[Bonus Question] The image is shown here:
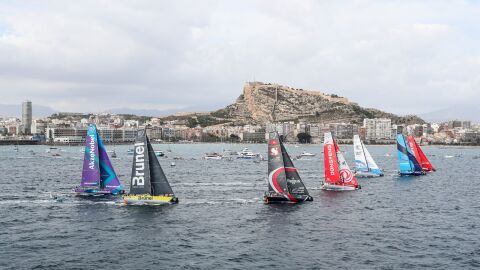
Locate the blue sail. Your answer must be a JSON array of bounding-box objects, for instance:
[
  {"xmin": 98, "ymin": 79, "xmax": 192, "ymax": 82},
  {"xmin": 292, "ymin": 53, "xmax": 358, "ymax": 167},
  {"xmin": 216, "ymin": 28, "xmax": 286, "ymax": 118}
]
[{"xmin": 396, "ymin": 134, "xmax": 423, "ymax": 176}]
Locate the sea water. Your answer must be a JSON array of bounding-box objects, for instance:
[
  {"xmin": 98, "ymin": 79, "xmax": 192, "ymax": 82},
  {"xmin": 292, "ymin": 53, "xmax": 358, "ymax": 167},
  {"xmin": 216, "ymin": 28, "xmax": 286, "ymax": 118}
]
[{"xmin": 0, "ymin": 144, "xmax": 479, "ymax": 269}]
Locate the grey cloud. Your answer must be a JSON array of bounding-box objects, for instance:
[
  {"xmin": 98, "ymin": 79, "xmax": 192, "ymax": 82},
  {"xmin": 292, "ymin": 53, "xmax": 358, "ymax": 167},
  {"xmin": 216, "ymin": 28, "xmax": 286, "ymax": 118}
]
[{"xmin": 0, "ymin": 0, "xmax": 479, "ymax": 115}]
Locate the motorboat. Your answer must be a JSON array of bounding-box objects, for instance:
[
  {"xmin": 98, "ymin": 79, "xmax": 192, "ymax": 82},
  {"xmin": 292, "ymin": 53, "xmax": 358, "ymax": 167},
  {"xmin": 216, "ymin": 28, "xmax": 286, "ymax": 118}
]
[
  {"xmin": 237, "ymin": 148, "xmax": 259, "ymax": 159},
  {"xmin": 204, "ymin": 152, "xmax": 223, "ymax": 160},
  {"xmin": 299, "ymin": 151, "xmax": 316, "ymax": 157}
]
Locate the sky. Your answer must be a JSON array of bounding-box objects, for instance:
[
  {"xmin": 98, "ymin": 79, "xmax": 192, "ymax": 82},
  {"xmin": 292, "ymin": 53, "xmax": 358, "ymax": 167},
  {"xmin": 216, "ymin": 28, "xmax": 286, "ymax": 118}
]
[{"xmin": 0, "ymin": 0, "xmax": 479, "ymax": 116}]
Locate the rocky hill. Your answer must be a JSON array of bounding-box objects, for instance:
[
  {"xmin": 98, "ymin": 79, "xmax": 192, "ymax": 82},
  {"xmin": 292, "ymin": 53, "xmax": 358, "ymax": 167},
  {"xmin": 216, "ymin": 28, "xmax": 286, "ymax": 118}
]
[{"xmin": 208, "ymin": 82, "xmax": 424, "ymax": 126}]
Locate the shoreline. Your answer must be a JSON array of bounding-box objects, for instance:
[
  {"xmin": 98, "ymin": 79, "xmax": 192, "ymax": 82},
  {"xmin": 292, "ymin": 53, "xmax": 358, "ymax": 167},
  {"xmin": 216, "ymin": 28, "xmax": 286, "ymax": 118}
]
[{"xmin": 1, "ymin": 141, "xmax": 480, "ymax": 147}]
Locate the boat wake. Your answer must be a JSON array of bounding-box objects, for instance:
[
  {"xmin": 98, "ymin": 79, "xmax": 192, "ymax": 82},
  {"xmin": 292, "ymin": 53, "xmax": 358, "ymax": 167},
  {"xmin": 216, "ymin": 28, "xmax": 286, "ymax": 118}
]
[
  {"xmin": 176, "ymin": 182, "xmax": 256, "ymax": 187},
  {"xmin": 180, "ymin": 197, "xmax": 261, "ymax": 205}
]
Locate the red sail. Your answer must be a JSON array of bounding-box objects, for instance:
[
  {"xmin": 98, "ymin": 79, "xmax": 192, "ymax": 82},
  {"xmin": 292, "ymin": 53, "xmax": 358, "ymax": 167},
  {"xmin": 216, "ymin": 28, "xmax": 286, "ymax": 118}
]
[
  {"xmin": 324, "ymin": 133, "xmax": 340, "ymax": 184},
  {"xmin": 407, "ymin": 135, "xmax": 435, "ymax": 172},
  {"xmin": 415, "ymin": 140, "xmax": 435, "ymax": 172}
]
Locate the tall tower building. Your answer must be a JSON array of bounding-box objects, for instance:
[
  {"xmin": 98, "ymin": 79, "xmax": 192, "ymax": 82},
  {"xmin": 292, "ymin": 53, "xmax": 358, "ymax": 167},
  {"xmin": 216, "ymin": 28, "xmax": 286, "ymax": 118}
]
[{"xmin": 22, "ymin": 100, "xmax": 32, "ymax": 134}]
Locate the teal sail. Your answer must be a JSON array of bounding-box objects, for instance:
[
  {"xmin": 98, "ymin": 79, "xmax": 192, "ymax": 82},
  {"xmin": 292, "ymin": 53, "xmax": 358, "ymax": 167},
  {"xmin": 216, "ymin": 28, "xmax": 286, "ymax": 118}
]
[{"xmin": 396, "ymin": 134, "xmax": 423, "ymax": 176}]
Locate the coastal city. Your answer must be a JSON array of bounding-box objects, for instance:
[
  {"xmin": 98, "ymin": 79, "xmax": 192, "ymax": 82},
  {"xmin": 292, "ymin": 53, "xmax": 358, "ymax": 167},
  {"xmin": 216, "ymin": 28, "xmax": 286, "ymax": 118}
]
[{"xmin": 1, "ymin": 100, "xmax": 479, "ymax": 145}]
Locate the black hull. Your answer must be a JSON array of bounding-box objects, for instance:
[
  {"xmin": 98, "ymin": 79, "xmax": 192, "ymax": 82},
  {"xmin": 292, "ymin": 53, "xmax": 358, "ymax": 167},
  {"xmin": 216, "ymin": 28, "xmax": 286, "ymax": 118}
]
[{"xmin": 264, "ymin": 193, "xmax": 313, "ymax": 204}]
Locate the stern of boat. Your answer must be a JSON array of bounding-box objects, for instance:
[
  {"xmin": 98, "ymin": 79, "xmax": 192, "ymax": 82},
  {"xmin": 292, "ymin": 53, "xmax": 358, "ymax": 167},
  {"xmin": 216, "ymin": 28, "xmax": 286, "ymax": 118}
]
[
  {"xmin": 264, "ymin": 192, "xmax": 312, "ymax": 204},
  {"xmin": 123, "ymin": 194, "xmax": 178, "ymax": 205},
  {"xmin": 320, "ymin": 182, "xmax": 360, "ymax": 191}
]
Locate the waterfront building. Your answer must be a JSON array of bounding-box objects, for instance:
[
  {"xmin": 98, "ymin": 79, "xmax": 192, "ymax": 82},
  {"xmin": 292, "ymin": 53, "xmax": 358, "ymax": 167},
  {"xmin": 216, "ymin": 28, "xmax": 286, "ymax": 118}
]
[
  {"xmin": 45, "ymin": 126, "xmax": 136, "ymax": 143},
  {"xmin": 146, "ymin": 127, "xmax": 163, "ymax": 140},
  {"xmin": 363, "ymin": 118, "xmax": 392, "ymax": 141},
  {"xmin": 21, "ymin": 100, "xmax": 32, "ymax": 135},
  {"xmin": 448, "ymin": 120, "xmax": 462, "ymax": 129},
  {"xmin": 329, "ymin": 123, "xmax": 357, "ymax": 140},
  {"xmin": 242, "ymin": 131, "xmax": 265, "ymax": 142},
  {"xmin": 266, "ymin": 122, "xmax": 296, "ymax": 141},
  {"xmin": 31, "ymin": 120, "xmax": 47, "ymax": 135},
  {"xmin": 462, "ymin": 121, "xmax": 471, "ymax": 129}
]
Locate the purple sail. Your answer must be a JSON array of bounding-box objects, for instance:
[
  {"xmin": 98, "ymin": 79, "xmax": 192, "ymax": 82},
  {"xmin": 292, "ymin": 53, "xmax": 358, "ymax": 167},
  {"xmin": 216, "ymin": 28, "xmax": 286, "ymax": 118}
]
[
  {"xmin": 98, "ymin": 133, "xmax": 123, "ymax": 194},
  {"xmin": 80, "ymin": 124, "xmax": 100, "ymax": 187}
]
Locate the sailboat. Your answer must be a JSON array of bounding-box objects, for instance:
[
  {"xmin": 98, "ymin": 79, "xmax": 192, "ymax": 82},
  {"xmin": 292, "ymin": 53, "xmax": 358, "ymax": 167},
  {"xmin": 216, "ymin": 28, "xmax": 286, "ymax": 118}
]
[
  {"xmin": 74, "ymin": 124, "xmax": 124, "ymax": 196},
  {"xmin": 264, "ymin": 132, "xmax": 313, "ymax": 204},
  {"xmin": 396, "ymin": 134, "xmax": 425, "ymax": 176},
  {"xmin": 353, "ymin": 135, "xmax": 384, "ymax": 177},
  {"xmin": 123, "ymin": 129, "xmax": 178, "ymax": 205},
  {"xmin": 320, "ymin": 132, "xmax": 360, "ymax": 191},
  {"xmin": 406, "ymin": 135, "xmax": 435, "ymax": 172}
]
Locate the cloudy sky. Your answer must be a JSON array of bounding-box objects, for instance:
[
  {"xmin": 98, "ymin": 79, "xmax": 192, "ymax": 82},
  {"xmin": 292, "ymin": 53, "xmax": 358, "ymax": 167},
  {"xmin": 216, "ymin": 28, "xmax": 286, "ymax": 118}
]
[{"xmin": 0, "ymin": 0, "xmax": 479, "ymax": 116}]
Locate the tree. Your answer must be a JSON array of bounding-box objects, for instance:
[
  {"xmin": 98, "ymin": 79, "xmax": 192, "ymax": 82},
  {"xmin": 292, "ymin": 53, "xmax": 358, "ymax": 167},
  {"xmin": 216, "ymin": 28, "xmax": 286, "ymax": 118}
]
[
  {"xmin": 297, "ymin": 132, "xmax": 311, "ymax": 144},
  {"xmin": 186, "ymin": 117, "xmax": 198, "ymax": 128},
  {"xmin": 229, "ymin": 134, "xmax": 240, "ymax": 142}
]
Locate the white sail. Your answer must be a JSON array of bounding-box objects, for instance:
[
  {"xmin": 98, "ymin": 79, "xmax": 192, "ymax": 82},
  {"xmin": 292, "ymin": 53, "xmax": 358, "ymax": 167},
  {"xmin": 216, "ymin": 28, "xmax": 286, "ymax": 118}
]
[
  {"xmin": 362, "ymin": 142, "xmax": 380, "ymax": 171},
  {"xmin": 353, "ymin": 135, "xmax": 382, "ymax": 176},
  {"xmin": 353, "ymin": 135, "xmax": 368, "ymax": 171}
]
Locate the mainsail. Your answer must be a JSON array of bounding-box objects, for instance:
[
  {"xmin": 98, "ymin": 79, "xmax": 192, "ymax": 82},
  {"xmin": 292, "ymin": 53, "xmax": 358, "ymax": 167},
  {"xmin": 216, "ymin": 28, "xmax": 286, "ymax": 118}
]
[
  {"xmin": 79, "ymin": 124, "xmax": 122, "ymax": 194},
  {"xmin": 407, "ymin": 135, "xmax": 435, "ymax": 172},
  {"xmin": 129, "ymin": 129, "xmax": 174, "ymax": 196},
  {"xmin": 397, "ymin": 134, "xmax": 423, "ymax": 175},
  {"xmin": 353, "ymin": 135, "xmax": 382, "ymax": 175},
  {"xmin": 323, "ymin": 132, "xmax": 340, "ymax": 184},
  {"xmin": 267, "ymin": 132, "xmax": 288, "ymax": 195},
  {"xmin": 81, "ymin": 124, "xmax": 101, "ymax": 187},
  {"xmin": 323, "ymin": 132, "xmax": 358, "ymax": 187}
]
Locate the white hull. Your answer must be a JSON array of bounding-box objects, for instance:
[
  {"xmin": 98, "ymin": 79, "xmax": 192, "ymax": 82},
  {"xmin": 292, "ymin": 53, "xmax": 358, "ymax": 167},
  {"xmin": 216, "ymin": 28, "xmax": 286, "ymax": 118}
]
[
  {"xmin": 204, "ymin": 156, "xmax": 222, "ymax": 160},
  {"xmin": 354, "ymin": 171, "xmax": 383, "ymax": 178},
  {"xmin": 320, "ymin": 183, "xmax": 358, "ymax": 191}
]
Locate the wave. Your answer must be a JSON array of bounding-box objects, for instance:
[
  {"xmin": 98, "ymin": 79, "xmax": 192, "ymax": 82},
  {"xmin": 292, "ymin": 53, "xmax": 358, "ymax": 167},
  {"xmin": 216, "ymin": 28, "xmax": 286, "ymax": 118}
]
[
  {"xmin": 180, "ymin": 197, "xmax": 261, "ymax": 205},
  {"xmin": 175, "ymin": 182, "xmax": 258, "ymax": 187}
]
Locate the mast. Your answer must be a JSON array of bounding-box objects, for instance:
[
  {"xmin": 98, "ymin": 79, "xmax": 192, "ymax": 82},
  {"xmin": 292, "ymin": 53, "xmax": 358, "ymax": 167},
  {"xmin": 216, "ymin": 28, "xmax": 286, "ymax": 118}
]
[{"xmin": 271, "ymin": 85, "xmax": 278, "ymax": 123}]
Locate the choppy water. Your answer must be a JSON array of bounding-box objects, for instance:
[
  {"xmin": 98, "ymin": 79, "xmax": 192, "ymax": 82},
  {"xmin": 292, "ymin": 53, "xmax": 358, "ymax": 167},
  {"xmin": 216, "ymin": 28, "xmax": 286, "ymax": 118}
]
[{"xmin": 1, "ymin": 143, "xmax": 479, "ymax": 269}]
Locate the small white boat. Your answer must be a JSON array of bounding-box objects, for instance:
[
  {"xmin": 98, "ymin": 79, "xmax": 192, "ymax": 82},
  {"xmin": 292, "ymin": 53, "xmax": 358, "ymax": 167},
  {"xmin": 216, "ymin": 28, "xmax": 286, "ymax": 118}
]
[
  {"xmin": 237, "ymin": 148, "xmax": 259, "ymax": 159},
  {"xmin": 299, "ymin": 151, "xmax": 316, "ymax": 157},
  {"xmin": 46, "ymin": 147, "xmax": 58, "ymax": 153},
  {"xmin": 204, "ymin": 152, "xmax": 223, "ymax": 160},
  {"xmin": 154, "ymin": 150, "xmax": 164, "ymax": 157}
]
